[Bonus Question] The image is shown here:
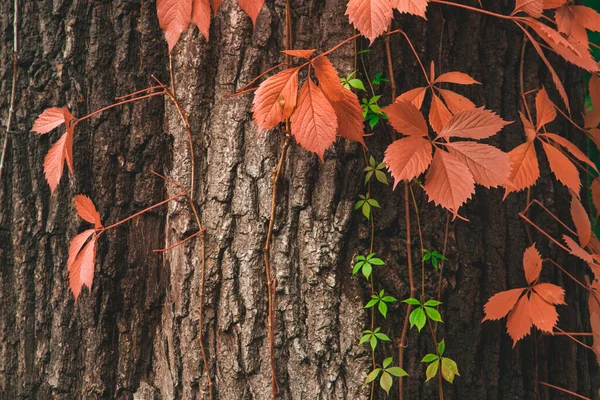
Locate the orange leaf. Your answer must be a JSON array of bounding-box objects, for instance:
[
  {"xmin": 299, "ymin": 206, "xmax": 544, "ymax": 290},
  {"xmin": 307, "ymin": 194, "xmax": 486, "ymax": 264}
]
[
  {"xmin": 541, "ymin": 141, "xmax": 581, "ymax": 195},
  {"xmin": 519, "ymin": 112, "xmax": 536, "ymax": 142},
  {"xmin": 31, "ymin": 107, "xmax": 66, "ymax": 134},
  {"xmin": 346, "ymin": 0, "xmax": 393, "ymax": 44},
  {"xmin": 563, "ymin": 234, "xmax": 594, "ymax": 264},
  {"xmin": 438, "ymin": 107, "xmax": 510, "ymax": 140},
  {"xmin": 282, "ymin": 49, "xmax": 316, "ymax": 59},
  {"xmin": 69, "ymin": 235, "xmax": 97, "ymax": 301},
  {"xmin": 393, "ymin": 0, "xmax": 429, "ymax": 18},
  {"xmin": 533, "ymin": 283, "xmax": 566, "ymax": 305},
  {"xmin": 384, "ymin": 99, "xmax": 429, "ymax": 136},
  {"xmin": 192, "ymin": 0, "xmax": 211, "ymax": 39},
  {"xmin": 290, "ymin": 78, "xmax": 337, "ymax": 161},
  {"xmin": 436, "ymin": 88, "xmax": 476, "ymax": 115},
  {"xmin": 544, "ymin": 0, "xmax": 568, "ymax": 9},
  {"xmin": 75, "ymin": 195, "xmax": 103, "ymax": 229},
  {"xmin": 542, "ymin": 133, "xmax": 597, "ymax": 172},
  {"xmin": 210, "ymin": 0, "xmax": 223, "ymax": 14},
  {"xmin": 535, "ymin": 87, "xmax": 556, "ymax": 130},
  {"xmin": 523, "ymin": 243, "xmax": 543, "ymax": 285},
  {"xmin": 434, "ymin": 71, "xmax": 480, "ymax": 85},
  {"xmin": 483, "ymin": 288, "xmax": 525, "ymax": 321},
  {"xmin": 238, "ymin": 0, "xmax": 264, "ymax": 25},
  {"xmin": 384, "ymin": 136, "xmax": 433, "ymax": 187},
  {"xmin": 429, "ymin": 93, "xmax": 452, "ymax": 134},
  {"xmin": 571, "ymin": 194, "xmax": 591, "ymax": 247},
  {"xmin": 398, "ymin": 87, "xmax": 427, "ymax": 109},
  {"xmin": 504, "ymin": 141, "xmax": 540, "ymax": 196},
  {"xmin": 156, "ymin": 0, "xmax": 193, "ymax": 53},
  {"xmin": 568, "ymin": 5, "xmax": 600, "ymax": 32},
  {"xmin": 424, "ymin": 149, "xmax": 475, "ymax": 217},
  {"xmin": 506, "ymin": 295, "xmax": 533, "ymax": 345},
  {"xmin": 313, "ymin": 56, "xmax": 365, "ymax": 145},
  {"xmin": 556, "ymin": 6, "xmax": 589, "ymax": 44},
  {"xmin": 44, "ymin": 132, "xmax": 69, "ymax": 194},
  {"xmin": 592, "ymin": 177, "xmax": 600, "ymax": 218},
  {"xmin": 252, "ymin": 67, "xmax": 299, "ymax": 131},
  {"xmin": 528, "ymin": 292, "xmax": 559, "ymax": 333},
  {"xmin": 67, "ymin": 229, "xmax": 95, "ymax": 274},
  {"xmin": 445, "ymin": 141, "xmax": 510, "ymax": 188},
  {"xmin": 514, "ymin": 0, "xmax": 544, "ymax": 18},
  {"xmin": 588, "ymin": 279, "xmax": 600, "ymax": 365}
]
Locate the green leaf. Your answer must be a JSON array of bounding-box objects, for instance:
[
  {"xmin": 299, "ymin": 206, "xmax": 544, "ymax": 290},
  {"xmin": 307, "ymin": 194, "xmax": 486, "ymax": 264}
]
[
  {"xmin": 369, "ymin": 155, "xmax": 376, "ymax": 167},
  {"xmin": 369, "ymin": 95, "xmax": 381, "ymax": 104},
  {"xmin": 426, "ymin": 360, "xmax": 439, "ymax": 382},
  {"xmin": 425, "ymin": 306, "xmax": 443, "ymax": 323},
  {"xmin": 359, "ymin": 333, "xmax": 370, "ymax": 345},
  {"xmin": 368, "ymin": 115, "xmax": 379, "ymax": 129},
  {"xmin": 367, "ymin": 198, "xmax": 380, "ymax": 208},
  {"xmin": 438, "ymin": 339, "xmax": 446, "ymax": 356},
  {"xmin": 365, "ymin": 368, "xmax": 381, "ymax": 384},
  {"xmin": 342, "ymin": 82, "xmax": 350, "ymax": 90},
  {"xmin": 432, "ymin": 251, "xmax": 447, "ymax": 260},
  {"xmin": 387, "ymin": 367, "xmax": 408, "ymax": 377},
  {"xmin": 409, "ymin": 307, "xmax": 427, "ymax": 332},
  {"xmin": 375, "ymin": 170, "xmax": 388, "ymax": 185},
  {"xmin": 375, "ymin": 332, "xmax": 391, "ymax": 341},
  {"xmin": 369, "ymin": 104, "xmax": 381, "ymax": 113},
  {"xmin": 383, "ymin": 357, "xmax": 393, "ymax": 368},
  {"xmin": 421, "ymin": 354, "xmax": 439, "ymax": 363},
  {"xmin": 347, "ymin": 70, "xmax": 357, "ymax": 79},
  {"xmin": 362, "ymin": 263, "xmax": 372, "ymax": 279},
  {"xmin": 380, "ymin": 371, "xmax": 393, "ymax": 394},
  {"xmin": 354, "ymin": 200, "xmax": 363, "ymax": 210},
  {"xmin": 378, "ymin": 301, "xmax": 388, "ymax": 318},
  {"xmin": 357, "ymin": 49, "xmax": 370, "ymax": 54},
  {"xmin": 355, "ymin": 255, "xmax": 366, "ymax": 261},
  {"xmin": 424, "ymin": 300, "xmax": 442, "ymax": 307},
  {"xmin": 364, "ymin": 170, "xmax": 373, "ymax": 185},
  {"xmin": 432, "ymin": 257, "xmax": 439, "ymax": 269},
  {"xmin": 382, "ymin": 296, "xmax": 397, "ymax": 303},
  {"xmin": 349, "ymin": 79, "xmax": 366, "ymax": 91},
  {"xmin": 441, "ymin": 358, "xmax": 460, "ymax": 383},
  {"xmin": 362, "ymin": 202, "xmax": 371, "ymax": 219},
  {"xmin": 402, "ymin": 298, "xmax": 421, "ymax": 306},
  {"xmin": 370, "ymin": 257, "xmax": 385, "ymax": 266},
  {"xmin": 365, "ymin": 299, "xmax": 378, "ymax": 308},
  {"xmin": 352, "ymin": 263, "xmax": 362, "ymax": 275},
  {"xmin": 370, "ymin": 335, "xmax": 377, "ymax": 351}
]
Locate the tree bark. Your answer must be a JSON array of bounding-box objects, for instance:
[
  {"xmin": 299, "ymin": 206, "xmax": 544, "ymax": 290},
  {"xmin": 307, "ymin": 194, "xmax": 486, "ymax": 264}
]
[{"xmin": 0, "ymin": 1, "xmax": 596, "ymax": 399}]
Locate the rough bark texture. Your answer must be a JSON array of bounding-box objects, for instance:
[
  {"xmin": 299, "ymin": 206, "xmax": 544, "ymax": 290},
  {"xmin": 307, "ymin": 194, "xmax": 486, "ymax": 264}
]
[{"xmin": 0, "ymin": 0, "xmax": 597, "ymax": 399}]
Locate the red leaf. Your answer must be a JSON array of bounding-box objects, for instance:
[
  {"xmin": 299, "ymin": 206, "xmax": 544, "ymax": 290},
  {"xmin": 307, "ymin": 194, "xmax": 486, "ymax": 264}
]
[
  {"xmin": 75, "ymin": 195, "xmax": 103, "ymax": 229},
  {"xmin": 438, "ymin": 107, "xmax": 510, "ymax": 139},
  {"xmin": 504, "ymin": 141, "xmax": 540, "ymax": 196},
  {"xmin": 506, "ymin": 295, "xmax": 533, "ymax": 345},
  {"xmin": 69, "ymin": 235, "xmax": 97, "ymax": 301},
  {"xmin": 568, "ymin": 6, "xmax": 600, "ymax": 32},
  {"xmin": 346, "ymin": 0, "xmax": 393, "ymax": 44},
  {"xmin": 393, "ymin": 0, "xmax": 429, "ymax": 18},
  {"xmin": 571, "ymin": 195, "xmax": 591, "ymax": 247},
  {"xmin": 563, "ymin": 234, "xmax": 594, "ymax": 264},
  {"xmin": 523, "ymin": 243, "xmax": 543, "ymax": 284},
  {"xmin": 398, "ymin": 87, "xmax": 427, "ymax": 109},
  {"xmin": 592, "ymin": 177, "xmax": 600, "ymax": 218},
  {"xmin": 535, "ymin": 87, "xmax": 556, "ymax": 130},
  {"xmin": 282, "ymin": 49, "xmax": 316, "ymax": 59},
  {"xmin": 528, "ymin": 292, "xmax": 559, "ymax": 333},
  {"xmin": 384, "ymin": 136, "xmax": 433, "ymax": 187},
  {"xmin": 384, "ymin": 99, "xmax": 429, "ymax": 136},
  {"xmin": 544, "ymin": 0, "xmax": 568, "ymax": 9},
  {"xmin": 434, "ymin": 72, "xmax": 480, "ymax": 85},
  {"xmin": 520, "ymin": 112, "xmax": 536, "ymax": 142},
  {"xmin": 514, "ymin": 0, "xmax": 544, "ymax": 18},
  {"xmin": 429, "ymin": 93, "xmax": 452, "ymax": 134},
  {"xmin": 445, "ymin": 141, "xmax": 510, "ymax": 188},
  {"xmin": 290, "ymin": 78, "xmax": 337, "ymax": 161},
  {"xmin": 588, "ymin": 279, "xmax": 600, "ymax": 365},
  {"xmin": 238, "ymin": 0, "xmax": 264, "ymax": 25},
  {"xmin": 424, "ymin": 149, "xmax": 475, "ymax": 216},
  {"xmin": 31, "ymin": 107, "xmax": 66, "ymax": 134},
  {"xmin": 483, "ymin": 288, "xmax": 525, "ymax": 321},
  {"xmin": 542, "ymin": 133, "xmax": 597, "ymax": 172},
  {"xmin": 157, "ymin": 0, "xmax": 193, "ymax": 53},
  {"xmin": 587, "ymin": 75, "xmax": 600, "ymax": 128},
  {"xmin": 436, "ymin": 88, "xmax": 476, "ymax": 115},
  {"xmin": 210, "ymin": 0, "xmax": 223, "ymax": 14},
  {"xmin": 556, "ymin": 6, "xmax": 589, "ymax": 44},
  {"xmin": 533, "ymin": 283, "xmax": 566, "ymax": 305},
  {"xmin": 44, "ymin": 133, "xmax": 69, "ymax": 194},
  {"xmin": 252, "ymin": 67, "xmax": 300, "ymax": 131},
  {"xmin": 67, "ymin": 229, "xmax": 95, "ymax": 274},
  {"xmin": 192, "ymin": 0, "xmax": 211, "ymax": 40},
  {"xmin": 541, "ymin": 141, "xmax": 581, "ymax": 195},
  {"xmin": 313, "ymin": 56, "xmax": 365, "ymax": 145}
]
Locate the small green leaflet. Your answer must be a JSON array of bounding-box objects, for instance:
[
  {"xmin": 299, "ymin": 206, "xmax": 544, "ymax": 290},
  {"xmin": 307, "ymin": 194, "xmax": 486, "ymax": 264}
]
[
  {"xmin": 364, "ymin": 289, "xmax": 397, "ymax": 318},
  {"xmin": 402, "ymin": 298, "xmax": 444, "ymax": 332},
  {"xmin": 364, "ymin": 357, "xmax": 408, "ymax": 394},
  {"xmin": 423, "ymin": 249, "xmax": 447, "ymax": 269},
  {"xmin": 352, "ymin": 253, "xmax": 384, "ymax": 279},
  {"xmin": 364, "ymin": 155, "xmax": 389, "ymax": 185},
  {"xmin": 354, "ymin": 192, "xmax": 380, "ymax": 219}
]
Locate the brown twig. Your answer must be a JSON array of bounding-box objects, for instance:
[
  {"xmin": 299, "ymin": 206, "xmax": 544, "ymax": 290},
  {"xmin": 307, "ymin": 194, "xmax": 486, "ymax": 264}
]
[
  {"xmin": 538, "ymin": 381, "xmax": 591, "ymax": 400},
  {"xmin": 0, "ymin": 0, "xmax": 18, "ymax": 185}
]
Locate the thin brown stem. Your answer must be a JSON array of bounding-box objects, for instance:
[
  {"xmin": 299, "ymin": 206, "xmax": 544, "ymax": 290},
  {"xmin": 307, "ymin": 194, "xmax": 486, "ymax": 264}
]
[
  {"xmin": 264, "ymin": 135, "xmax": 290, "ymax": 399},
  {"xmin": 225, "ymin": 63, "xmax": 288, "ymax": 97},
  {"xmin": 544, "ymin": 259, "xmax": 590, "ymax": 293},
  {"xmin": 546, "ymin": 331, "xmax": 593, "ymax": 336},
  {"xmin": 101, "ymin": 193, "xmax": 185, "ymax": 231},
  {"xmin": 0, "ymin": 0, "xmax": 18, "ymax": 185},
  {"xmin": 74, "ymin": 92, "xmax": 166, "ymax": 126},
  {"xmin": 518, "ymin": 213, "xmax": 571, "ymax": 254},
  {"xmin": 114, "ymin": 86, "xmax": 163, "ymax": 101},
  {"xmin": 538, "ymin": 382, "xmax": 590, "ymax": 400},
  {"xmin": 384, "ymin": 22, "xmax": 397, "ymax": 100},
  {"xmin": 396, "ymin": 30, "xmax": 430, "ymax": 86},
  {"xmin": 409, "ymin": 186, "xmax": 425, "ymax": 302},
  {"xmin": 153, "ymin": 229, "xmax": 205, "ymax": 252}
]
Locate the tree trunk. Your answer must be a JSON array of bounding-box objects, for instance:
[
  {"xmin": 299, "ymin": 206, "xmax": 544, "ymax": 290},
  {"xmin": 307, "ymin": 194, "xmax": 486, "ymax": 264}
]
[{"xmin": 0, "ymin": 0, "xmax": 596, "ymax": 399}]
